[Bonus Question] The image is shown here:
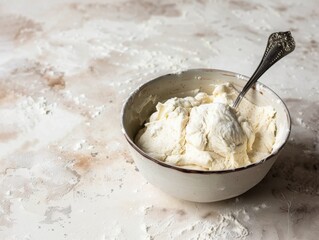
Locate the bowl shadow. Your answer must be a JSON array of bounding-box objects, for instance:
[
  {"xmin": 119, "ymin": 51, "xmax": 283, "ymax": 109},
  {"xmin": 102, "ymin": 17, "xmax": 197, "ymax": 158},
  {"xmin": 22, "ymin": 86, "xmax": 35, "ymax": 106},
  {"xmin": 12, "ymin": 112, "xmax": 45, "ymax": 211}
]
[{"xmin": 239, "ymin": 140, "xmax": 319, "ymax": 202}]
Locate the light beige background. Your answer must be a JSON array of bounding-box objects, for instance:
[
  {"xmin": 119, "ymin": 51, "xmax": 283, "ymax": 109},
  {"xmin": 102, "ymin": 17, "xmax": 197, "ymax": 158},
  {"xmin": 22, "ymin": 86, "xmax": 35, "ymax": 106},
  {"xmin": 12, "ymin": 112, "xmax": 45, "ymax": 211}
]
[{"xmin": 0, "ymin": 0, "xmax": 318, "ymax": 239}]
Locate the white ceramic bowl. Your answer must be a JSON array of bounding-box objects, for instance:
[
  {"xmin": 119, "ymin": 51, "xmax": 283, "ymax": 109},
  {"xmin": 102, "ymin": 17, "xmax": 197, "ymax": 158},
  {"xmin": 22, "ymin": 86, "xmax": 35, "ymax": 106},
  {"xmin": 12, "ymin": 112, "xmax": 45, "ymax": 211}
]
[{"xmin": 121, "ymin": 69, "xmax": 291, "ymax": 202}]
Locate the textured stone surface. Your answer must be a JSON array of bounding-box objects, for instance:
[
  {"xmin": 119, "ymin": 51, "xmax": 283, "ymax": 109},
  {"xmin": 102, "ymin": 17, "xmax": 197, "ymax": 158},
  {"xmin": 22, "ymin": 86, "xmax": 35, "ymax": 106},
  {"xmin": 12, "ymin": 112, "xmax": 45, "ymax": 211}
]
[{"xmin": 0, "ymin": 0, "xmax": 318, "ymax": 239}]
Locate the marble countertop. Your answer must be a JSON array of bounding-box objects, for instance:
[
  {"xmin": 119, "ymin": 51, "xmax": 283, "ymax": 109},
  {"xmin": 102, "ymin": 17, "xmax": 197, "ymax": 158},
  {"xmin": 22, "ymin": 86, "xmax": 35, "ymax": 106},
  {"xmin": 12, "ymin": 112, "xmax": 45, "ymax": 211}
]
[{"xmin": 0, "ymin": 0, "xmax": 318, "ymax": 239}]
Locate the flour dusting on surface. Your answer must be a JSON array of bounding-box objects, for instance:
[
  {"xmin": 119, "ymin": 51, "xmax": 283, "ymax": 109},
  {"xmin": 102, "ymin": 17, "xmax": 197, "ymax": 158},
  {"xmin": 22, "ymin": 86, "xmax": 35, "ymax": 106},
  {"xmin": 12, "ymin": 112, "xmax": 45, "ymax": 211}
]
[
  {"xmin": 143, "ymin": 206, "xmax": 249, "ymax": 240},
  {"xmin": 0, "ymin": 0, "xmax": 318, "ymax": 239}
]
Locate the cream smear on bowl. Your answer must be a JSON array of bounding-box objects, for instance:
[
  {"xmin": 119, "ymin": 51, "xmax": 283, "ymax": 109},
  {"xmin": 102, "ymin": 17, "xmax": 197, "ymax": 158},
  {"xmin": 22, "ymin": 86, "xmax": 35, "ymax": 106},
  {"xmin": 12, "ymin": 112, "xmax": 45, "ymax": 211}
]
[{"xmin": 135, "ymin": 83, "xmax": 276, "ymax": 171}]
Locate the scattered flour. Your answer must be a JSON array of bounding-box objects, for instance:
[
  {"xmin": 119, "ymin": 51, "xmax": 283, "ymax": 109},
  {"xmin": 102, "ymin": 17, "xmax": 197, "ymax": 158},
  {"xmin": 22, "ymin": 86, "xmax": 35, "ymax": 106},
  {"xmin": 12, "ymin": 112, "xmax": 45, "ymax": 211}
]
[{"xmin": 143, "ymin": 206, "xmax": 249, "ymax": 240}]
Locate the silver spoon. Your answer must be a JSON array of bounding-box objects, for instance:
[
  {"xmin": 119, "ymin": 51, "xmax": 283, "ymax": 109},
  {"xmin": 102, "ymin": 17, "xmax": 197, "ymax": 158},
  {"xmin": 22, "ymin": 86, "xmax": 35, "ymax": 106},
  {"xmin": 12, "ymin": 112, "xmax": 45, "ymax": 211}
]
[{"xmin": 232, "ymin": 31, "xmax": 295, "ymax": 108}]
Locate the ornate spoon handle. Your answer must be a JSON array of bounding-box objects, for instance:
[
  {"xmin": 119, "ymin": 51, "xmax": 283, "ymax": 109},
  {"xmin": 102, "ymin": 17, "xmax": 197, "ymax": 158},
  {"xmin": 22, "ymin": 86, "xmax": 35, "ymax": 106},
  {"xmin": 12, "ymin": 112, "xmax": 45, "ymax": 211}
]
[{"xmin": 232, "ymin": 31, "xmax": 295, "ymax": 108}]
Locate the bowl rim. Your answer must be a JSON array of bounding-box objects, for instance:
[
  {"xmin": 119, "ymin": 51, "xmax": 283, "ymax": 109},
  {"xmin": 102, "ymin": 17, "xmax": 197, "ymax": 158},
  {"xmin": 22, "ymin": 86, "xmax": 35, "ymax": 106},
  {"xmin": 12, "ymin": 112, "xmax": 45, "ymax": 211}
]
[{"xmin": 121, "ymin": 68, "xmax": 291, "ymax": 174}]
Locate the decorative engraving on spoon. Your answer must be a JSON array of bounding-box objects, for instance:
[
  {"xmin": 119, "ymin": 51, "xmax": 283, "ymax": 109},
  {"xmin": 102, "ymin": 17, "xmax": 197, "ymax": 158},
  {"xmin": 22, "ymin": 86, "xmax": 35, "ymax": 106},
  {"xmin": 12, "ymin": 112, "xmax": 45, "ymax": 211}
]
[{"xmin": 233, "ymin": 31, "xmax": 295, "ymax": 108}]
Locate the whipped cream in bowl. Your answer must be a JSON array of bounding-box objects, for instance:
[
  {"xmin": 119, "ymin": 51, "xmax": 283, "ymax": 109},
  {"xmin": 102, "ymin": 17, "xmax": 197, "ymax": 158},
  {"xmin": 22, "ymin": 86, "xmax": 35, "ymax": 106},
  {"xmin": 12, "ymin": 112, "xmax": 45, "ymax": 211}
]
[
  {"xmin": 135, "ymin": 83, "xmax": 277, "ymax": 171},
  {"xmin": 121, "ymin": 69, "xmax": 290, "ymax": 202}
]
